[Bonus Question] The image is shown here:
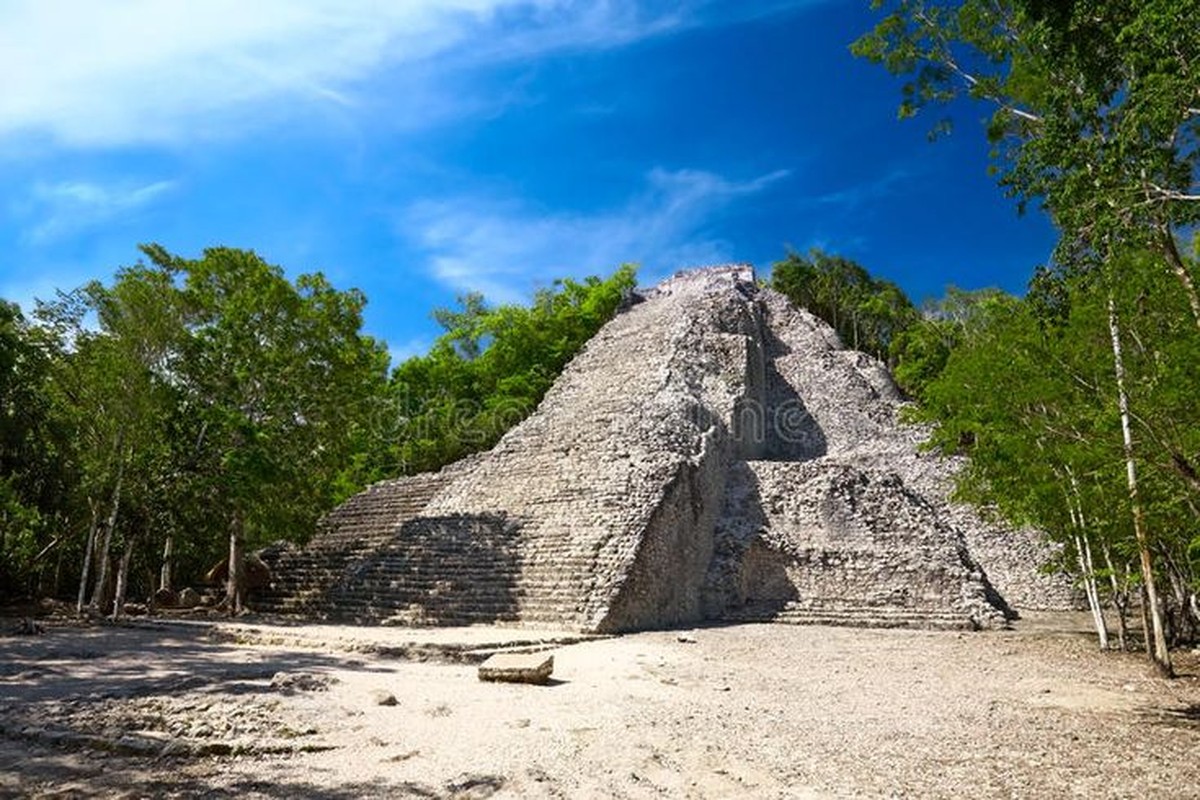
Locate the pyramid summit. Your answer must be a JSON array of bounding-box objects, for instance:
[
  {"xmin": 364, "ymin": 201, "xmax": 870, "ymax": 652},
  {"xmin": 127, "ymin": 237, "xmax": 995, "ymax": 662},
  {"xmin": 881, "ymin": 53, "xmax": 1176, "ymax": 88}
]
[{"xmin": 257, "ymin": 265, "xmax": 1075, "ymax": 631}]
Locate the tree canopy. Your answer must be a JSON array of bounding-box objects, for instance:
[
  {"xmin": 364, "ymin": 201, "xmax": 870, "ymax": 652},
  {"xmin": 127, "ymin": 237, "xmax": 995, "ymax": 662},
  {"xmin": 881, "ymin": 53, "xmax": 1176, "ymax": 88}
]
[
  {"xmin": 853, "ymin": 0, "xmax": 1200, "ymax": 317},
  {"xmin": 769, "ymin": 250, "xmax": 917, "ymax": 366}
]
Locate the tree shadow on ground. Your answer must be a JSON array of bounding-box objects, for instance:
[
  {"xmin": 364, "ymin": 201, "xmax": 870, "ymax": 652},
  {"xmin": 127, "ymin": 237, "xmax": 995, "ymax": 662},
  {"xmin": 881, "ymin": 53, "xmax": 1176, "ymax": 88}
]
[
  {"xmin": 0, "ymin": 623, "xmax": 395, "ymax": 705},
  {"xmin": 0, "ymin": 622, "xmax": 413, "ymax": 795},
  {"xmin": 0, "ymin": 736, "xmax": 507, "ymax": 799},
  {"xmin": 0, "ymin": 623, "xmax": 519, "ymax": 797}
]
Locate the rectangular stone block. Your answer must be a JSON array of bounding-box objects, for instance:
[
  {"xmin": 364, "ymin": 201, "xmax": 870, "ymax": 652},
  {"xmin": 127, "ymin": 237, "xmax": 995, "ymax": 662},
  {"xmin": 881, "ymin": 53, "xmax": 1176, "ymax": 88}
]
[{"xmin": 477, "ymin": 652, "xmax": 554, "ymax": 684}]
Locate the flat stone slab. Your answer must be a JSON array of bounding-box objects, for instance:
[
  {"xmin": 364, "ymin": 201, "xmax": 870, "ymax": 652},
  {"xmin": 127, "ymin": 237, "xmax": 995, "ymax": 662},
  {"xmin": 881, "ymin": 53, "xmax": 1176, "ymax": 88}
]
[{"xmin": 477, "ymin": 652, "xmax": 554, "ymax": 684}]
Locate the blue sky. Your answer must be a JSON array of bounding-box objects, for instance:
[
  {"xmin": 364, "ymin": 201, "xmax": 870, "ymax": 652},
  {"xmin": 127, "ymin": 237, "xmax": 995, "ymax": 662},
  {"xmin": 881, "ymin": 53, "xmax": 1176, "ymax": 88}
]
[{"xmin": 0, "ymin": 1, "xmax": 1057, "ymax": 361}]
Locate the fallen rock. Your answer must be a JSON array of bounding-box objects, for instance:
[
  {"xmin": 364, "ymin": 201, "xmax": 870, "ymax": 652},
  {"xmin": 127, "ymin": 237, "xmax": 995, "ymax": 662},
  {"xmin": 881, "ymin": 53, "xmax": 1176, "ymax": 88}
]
[
  {"xmin": 154, "ymin": 587, "xmax": 179, "ymax": 607},
  {"xmin": 12, "ymin": 618, "xmax": 44, "ymax": 636},
  {"xmin": 204, "ymin": 553, "xmax": 273, "ymax": 590},
  {"xmin": 270, "ymin": 671, "xmax": 337, "ymax": 693},
  {"xmin": 478, "ymin": 652, "xmax": 554, "ymax": 685},
  {"xmin": 370, "ymin": 689, "xmax": 397, "ymax": 706},
  {"xmin": 177, "ymin": 587, "xmax": 201, "ymax": 608},
  {"xmin": 112, "ymin": 731, "xmax": 170, "ymax": 755}
]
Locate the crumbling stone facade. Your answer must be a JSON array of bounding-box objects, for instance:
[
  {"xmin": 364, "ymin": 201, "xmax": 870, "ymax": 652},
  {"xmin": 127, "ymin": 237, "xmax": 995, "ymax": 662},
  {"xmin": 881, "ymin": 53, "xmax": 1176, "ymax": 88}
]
[{"xmin": 257, "ymin": 266, "xmax": 1076, "ymax": 631}]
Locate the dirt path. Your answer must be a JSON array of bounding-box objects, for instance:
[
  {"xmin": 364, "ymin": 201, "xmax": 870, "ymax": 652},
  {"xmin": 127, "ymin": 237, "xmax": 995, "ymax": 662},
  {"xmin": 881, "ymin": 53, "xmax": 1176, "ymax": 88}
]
[{"xmin": 1, "ymin": 613, "xmax": 1197, "ymax": 798}]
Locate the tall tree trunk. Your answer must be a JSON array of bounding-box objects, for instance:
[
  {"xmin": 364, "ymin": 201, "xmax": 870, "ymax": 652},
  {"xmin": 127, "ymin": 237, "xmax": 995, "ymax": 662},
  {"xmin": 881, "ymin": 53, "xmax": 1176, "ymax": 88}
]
[
  {"xmin": 1160, "ymin": 226, "xmax": 1200, "ymax": 330},
  {"xmin": 76, "ymin": 499, "xmax": 99, "ymax": 615},
  {"xmin": 1080, "ymin": 534, "xmax": 1108, "ymax": 649},
  {"xmin": 111, "ymin": 533, "xmax": 136, "ymax": 620},
  {"xmin": 159, "ymin": 535, "xmax": 173, "ymax": 593},
  {"xmin": 1101, "ymin": 542, "xmax": 1129, "ymax": 652},
  {"xmin": 53, "ymin": 537, "xmax": 63, "ymax": 597},
  {"xmin": 89, "ymin": 452, "xmax": 126, "ymax": 614},
  {"xmin": 1073, "ymin": 533, "xmax": 1109, "ymax": 650},
  {"xmin": 1108, "ymin": 296, "xmax": 1173, "ymax": 676},
  {"xmin": 1065, "ymin": 470, "xmax": 1108, "ymax": 648},
  {"xmin": 1139, "ymin": 583, "xmax": 1153, "ymax": 656},
  {"xmin": 226, "ymin": 511, "xmax": 245, "ymax": 615}
]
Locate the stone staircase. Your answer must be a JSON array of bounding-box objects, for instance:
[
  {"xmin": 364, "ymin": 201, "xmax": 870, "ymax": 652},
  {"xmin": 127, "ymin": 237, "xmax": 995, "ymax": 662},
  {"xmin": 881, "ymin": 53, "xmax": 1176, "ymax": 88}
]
[
  {"xmin": 321, "ymin": 514, "xmax": 521, "ymax": 625},
  {"xmin": 724, "ymin": 600, "xmax": 976, "ymax": 630},
  {"xmin": 512, "ymin": 542, "xmax": 597, "ymax": 628},
  {"xmin": 253, "ymin": 472, "xmax": 459, "ymax": 619}
]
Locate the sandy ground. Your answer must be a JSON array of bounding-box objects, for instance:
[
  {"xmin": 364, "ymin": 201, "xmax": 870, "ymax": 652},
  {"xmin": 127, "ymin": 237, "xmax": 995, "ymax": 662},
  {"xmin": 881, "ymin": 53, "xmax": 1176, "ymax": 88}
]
[{"xmin": 1, "ymin": 612, "xmax": 1198, "ymax": 799}]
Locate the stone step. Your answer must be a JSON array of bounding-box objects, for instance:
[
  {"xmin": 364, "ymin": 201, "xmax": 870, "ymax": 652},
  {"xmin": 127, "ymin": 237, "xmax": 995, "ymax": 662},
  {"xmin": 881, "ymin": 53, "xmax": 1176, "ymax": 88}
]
[
  {"xmin": 330, "ymin": 594, "xmax": 521, "ymax": 606},
  {"xmin": 722, "ymin": 603, "xmax": 975, "ymax": 630}
]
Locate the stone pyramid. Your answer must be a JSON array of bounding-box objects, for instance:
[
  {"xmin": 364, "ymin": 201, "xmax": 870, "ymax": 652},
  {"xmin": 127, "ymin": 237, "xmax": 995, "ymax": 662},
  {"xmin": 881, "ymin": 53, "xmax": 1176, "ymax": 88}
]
[{"xmin": 256, "ymin": 266, "xmax": 1075, "ymax": 631}]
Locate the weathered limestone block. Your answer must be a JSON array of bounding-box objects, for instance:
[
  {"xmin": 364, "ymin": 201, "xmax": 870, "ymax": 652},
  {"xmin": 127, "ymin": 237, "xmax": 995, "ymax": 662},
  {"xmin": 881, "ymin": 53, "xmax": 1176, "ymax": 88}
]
[{"xmin": 478, "ymin": 652, "xmax": 554, "ymax": 685}]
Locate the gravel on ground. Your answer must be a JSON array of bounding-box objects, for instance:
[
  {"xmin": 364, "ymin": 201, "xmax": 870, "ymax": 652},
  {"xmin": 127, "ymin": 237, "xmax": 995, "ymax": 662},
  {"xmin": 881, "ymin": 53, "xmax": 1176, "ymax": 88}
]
[{"xmin": 1, "ymin": 612, "xmax": 1197, "ymax": 799}]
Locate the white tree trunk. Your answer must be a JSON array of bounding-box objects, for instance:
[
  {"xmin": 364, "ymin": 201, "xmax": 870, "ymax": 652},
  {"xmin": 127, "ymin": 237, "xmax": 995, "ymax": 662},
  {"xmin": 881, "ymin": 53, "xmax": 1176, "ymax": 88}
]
[
  {"xmin": 89, "ymin": 455, "xmax": 125, "ymax": 614},
  {"xmin": 1080, "ymin": 534, "xmax": 1108, "ymax": 650},
  {"xmin": 1161, "ymin": 227, "xmax": 1200, "ymax": 330},
  {"xmin": 1064, "ymin": 475, "xmax": 1108, "ymax": 649},
  {"xmin": 226, "ymin": 512, "xmax": 245, "ymax": 615},
  {"xmin": 1073, "ymin": 533, "xmax": 1109, "ymax": 650},
  {"xmin": 1108, "ymin": 295, "xmax": 1173, "ymax": 675},
  {"xmin": 111, "ymin": 535, "xmax": 135, "ymax": 620},
  {"xmin": 159, "ymin": 535, "xmax": 173, "ymax": 593},
  {"xmin": 1101, "ymin": 542, "xmax": 1129, "ymax": 651},
  {"xmin": 75, "ymin": 500, "xmax": 99, "ymax": 615}
]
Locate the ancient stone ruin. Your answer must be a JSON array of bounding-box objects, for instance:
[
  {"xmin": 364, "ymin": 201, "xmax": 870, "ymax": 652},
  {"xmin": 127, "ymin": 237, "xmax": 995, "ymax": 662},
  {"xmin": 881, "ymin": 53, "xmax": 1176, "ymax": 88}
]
[{"xmin": 256, "ymin": 266, "xmax": 1075, "ymax": 632}]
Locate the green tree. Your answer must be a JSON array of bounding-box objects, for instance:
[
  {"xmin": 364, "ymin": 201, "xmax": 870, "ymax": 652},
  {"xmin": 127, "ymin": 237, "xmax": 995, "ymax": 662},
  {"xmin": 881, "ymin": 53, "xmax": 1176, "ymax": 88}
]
[
  {"xmin": 890, "ymin": 286, "xmax": 1010, "ymax": 399},
  {"xmin": 770, "ymin": 250, "xmax": 917, "ymax": 365},
  {"xmin": 914, "ymin": 255, "xmax": 1200, "ymax": 658},
  {"xmin": 853, "ymin": 0, "xmax": 1200, "ymax": 324},
  {"xmin": 31, "ymin": 265, "xmax": 190, "ymax": 616},
  {"xmin": 143, "ymin": 245, "xmax": 390, "ymax": 613},
  {"xmin": 0, "ymin": 300, "xmax": 73, "ymax": 597}
]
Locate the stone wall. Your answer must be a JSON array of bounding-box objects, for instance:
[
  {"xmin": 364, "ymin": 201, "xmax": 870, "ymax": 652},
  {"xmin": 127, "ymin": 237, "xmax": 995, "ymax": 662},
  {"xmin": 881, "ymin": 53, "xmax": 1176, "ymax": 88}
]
[{"xmin": 257, "ymin": 265, "xmax": 1078, "ymax": 631}]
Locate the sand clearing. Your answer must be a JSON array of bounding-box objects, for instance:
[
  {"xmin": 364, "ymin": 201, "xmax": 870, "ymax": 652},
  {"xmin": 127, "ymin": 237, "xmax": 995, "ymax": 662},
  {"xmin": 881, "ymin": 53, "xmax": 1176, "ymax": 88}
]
[{"xmin": 1, "ymin": 612, "xmax": 1197, "ymax": 798}]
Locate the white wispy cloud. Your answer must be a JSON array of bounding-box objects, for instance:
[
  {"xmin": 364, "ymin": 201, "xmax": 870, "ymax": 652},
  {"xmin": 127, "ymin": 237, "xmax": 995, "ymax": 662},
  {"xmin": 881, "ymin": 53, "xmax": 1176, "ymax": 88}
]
[
  {"xmin": 18, "ymin": 179, "xmax": 176, "ymax": 244},
  {"xmin": 810, "ymin": 168, "xmax": 915, "ymax": 209},
  {"xmin": 0, "ymin": 1, "xmax": 821, "ymax": 147},
  {"xmin": 399, "ymin": 166, "xmax": 791, "ymax": 301}
]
